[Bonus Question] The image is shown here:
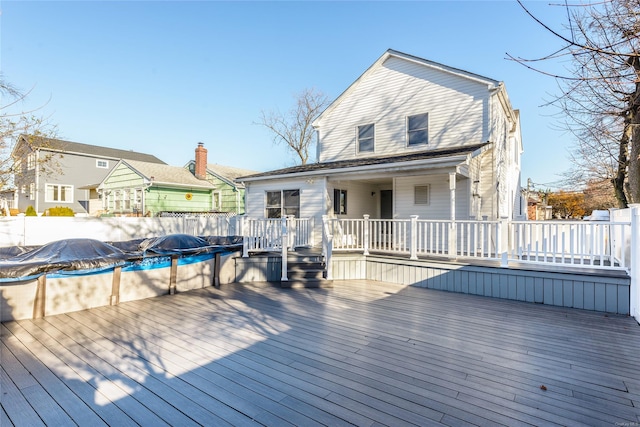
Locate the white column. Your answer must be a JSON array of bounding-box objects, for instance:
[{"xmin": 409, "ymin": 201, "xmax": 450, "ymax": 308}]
[
  {"xmin": 281, "ymin": 216, "xmax": 288, "ymax": 281},
  {"xmin": 448, "ymin": 172, "xmax": 457, "ymax": 258},
  {"xmin": 630, "ymin": 206, "xmax": 640, "ymax": 322},
  {"xmin": 449, "ymin": 172, "xmax": 456, "ymax": 221}
]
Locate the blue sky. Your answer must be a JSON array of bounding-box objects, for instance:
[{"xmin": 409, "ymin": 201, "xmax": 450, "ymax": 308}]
[{"xmin": 2, "ymin": 1, "xmax": 572, "ymax": 191}]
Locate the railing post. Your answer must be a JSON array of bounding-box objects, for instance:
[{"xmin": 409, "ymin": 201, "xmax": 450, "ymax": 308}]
[
  {"xmin": 286, "ymin": 215, "xmax": 295, "ymax": 251},
  {"xmin": 281, "ymin": 216, "xmax": 288, "ymax": 282},
  {"xmin": 630, "ymin": 206, "xmax": 640, "ymax": 321},
  {"xmin": 447, "ymin": 221, "xmax": 457, "ymax": 259},
  {"xmin": 322, "ymin": 215, "xmax": 333, "ymax": 280},
  {"xmin": 241, "ymin": 216, "xmax": 249, "ymax": 258},
  {"xmin": 499, "ymin": 217, "xmax": 509, "ymax": 267},
  {"xmin": 363, "ymin": 214, "xmax": 370, "ymax": 255},
  {"xmin": 410, "ymin": 215, "xmax": 418, "ymax": 260}
]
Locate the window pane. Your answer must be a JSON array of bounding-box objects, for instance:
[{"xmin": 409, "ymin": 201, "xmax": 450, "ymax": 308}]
[
  {"xmin": 359, "ymin": 138, "xmax": 374, "ymax": 153},
  {"xmin": 283, "ymin": 190, "xmax": 299, "ymax": 207},
  {"xmin": 266, "ymin": 191, "xmax": 281, "ymax": 207},
  {"xmin": 283, "ymin": 190, "xmax": 300, "ymax": 217},
  {"xmin": 408, "ymin": 129, "xmax": 429, "ymax": 145},
  {"xmin": 266, "ymin": 208, "xmax": 281, "ymax": 218},
  {"xmin": 408, "ymin": 114, "xmax": 428, "ymax": 131},
  {"xmin": 358, "ymin": 124, "xmax": 374, "ymax": 139}
]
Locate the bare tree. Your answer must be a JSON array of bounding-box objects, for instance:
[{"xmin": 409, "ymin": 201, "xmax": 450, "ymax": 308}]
[
  {"xmin": 509, "ymin": 0, "xmax": 640, "ymax": 207},
  {"xmin": 0, "ymin": 75, "xmax": 57, "ymax": 189},
  {"xmin": 258, "ymin": 88, "xmax": 329, "ymax": 165}
]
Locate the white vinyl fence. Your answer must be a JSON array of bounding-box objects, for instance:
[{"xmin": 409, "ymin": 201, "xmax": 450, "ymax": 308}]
[{"xmin": 0, "ymin": 214, "xmax": 237, "ymax": 247}]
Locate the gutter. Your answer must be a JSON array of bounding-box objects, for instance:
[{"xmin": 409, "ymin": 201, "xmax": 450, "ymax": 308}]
[{"xmin": 239, "ymin": 154, "xmax": 470, "ymax": 182}]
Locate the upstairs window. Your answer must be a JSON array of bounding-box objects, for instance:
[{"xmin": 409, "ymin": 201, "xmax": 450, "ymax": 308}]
[
  {"xmin": 27, "ymin": 152, "xmax": 37, "ymax": 170},
  {"xmin": 407, "ymin": 113, "xmax": 429, "ymax": 146},
  {"xmin": 357, "ymin": 124, "xmax": 374, "ymax": 153},
  {"xmin": 333, "ymin": 189, "xmax": 347, "ymax": 215},
  {"xmin": 96, "ymin": 159, "xmax": 109, "ymax": 168}
]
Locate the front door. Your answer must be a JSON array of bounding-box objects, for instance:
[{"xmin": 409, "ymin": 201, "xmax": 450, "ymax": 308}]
[
  {"xmin": 379, "ymin": 190, "xmax": 393, "ymax": 246},
  {"xmin": 380, "ymin": 190, "xmax": 392, "ymax": 219}
]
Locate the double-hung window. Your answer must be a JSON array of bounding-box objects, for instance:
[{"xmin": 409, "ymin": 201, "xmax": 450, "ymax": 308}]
[
  {"xmin": 266, "ymin": 190, "xmax": 300, "ymax": 218},
  {"xmin": 96, "ymin": 159, "xmax": 109, "ymax": 169},
  {"xmin": 27, "ymin": 153, "xmax": 37, "ymax": 170},
  {"xmin": 357, "ymin": 124, "xmax": 374, "ymax": 153},
  {"xmin": 407, "ymin": 113, "xmax": 429, "ymax": 146}
]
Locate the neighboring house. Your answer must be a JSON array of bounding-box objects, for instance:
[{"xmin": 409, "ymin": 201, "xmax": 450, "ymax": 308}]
[
  {"xmin": 185, "ymin": 143, "xmax": 258, "ymax": 214},
  {"xmin": 527, "ymin": 192, "xmax": 552, "ymax": 220},
  {"xmin": 239, "ymin": 50, "xmax": 524, "ymax": 239},
  {"xmin": 11, "ymin": 135, "xmax": 166, "ymax": 215},
  {"xmin": 97, "ymin": 159, "xmax": 215, "ymax": 216},
  {"xmin": 97, "ymin": 143, "xmax": 256, "ymax": 216}
]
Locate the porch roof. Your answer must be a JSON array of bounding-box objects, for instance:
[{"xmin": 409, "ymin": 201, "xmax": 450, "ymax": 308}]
[{"xmin": 239, "ymin": 142, "xmax": 489, "ymax": 182}]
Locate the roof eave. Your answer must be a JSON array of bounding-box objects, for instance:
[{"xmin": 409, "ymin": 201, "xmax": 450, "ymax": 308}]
[{"xmin": 240, "ymin": 154, "xmax": 470, "ymax": 182}]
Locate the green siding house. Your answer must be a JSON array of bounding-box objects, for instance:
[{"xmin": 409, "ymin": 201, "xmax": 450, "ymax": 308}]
[
  {"xmin": 185, "ymin": 161, "xmax": 258, "ymax": 215},
  {"xmin": 183, "ymin": 142, "xmax": 258, "ymax": 215},
  {"xmin": 98, "ymin": 159, "xmax": 215, "ymax": 216},
  {"xmin": 97, "ymin": 143, "xmax": 259, "ymax": 216}
]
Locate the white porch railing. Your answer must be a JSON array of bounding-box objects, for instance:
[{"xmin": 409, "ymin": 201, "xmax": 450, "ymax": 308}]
[
  {"xmin": 324, "ymin": 214, "xmax": 631, "ymax": 272},
  {"xmin": 508, "ymin": 220, "xmax": 631, "ymax": 270},
  {"xmin": 240, "ymin": 216, "xmax": 314, "ymax": 257},
  {"xmin": 239, "ymin": 210, "xmax": 639, "ymax": 322}
]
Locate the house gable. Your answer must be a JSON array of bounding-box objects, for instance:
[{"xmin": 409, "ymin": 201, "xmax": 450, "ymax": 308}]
[{"xmin": 314, "ymin": 50, "xmax": 498, "ymax": 163}]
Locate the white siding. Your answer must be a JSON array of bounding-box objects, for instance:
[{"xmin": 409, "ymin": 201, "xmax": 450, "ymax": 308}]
[
  {"xmin": 327, "ymin": 180, "xmax": 378, "ymax": 219},
  {"xmin": 318, "ymin": 56, "xmax": 489, "ymax": 163},
  {"xmin": 245, "ymin": 178, "xmax": 325, "ymax": 220},
  {"xmin": 394, "ymin": 175, "xmax": 469, "ymax": 220}
]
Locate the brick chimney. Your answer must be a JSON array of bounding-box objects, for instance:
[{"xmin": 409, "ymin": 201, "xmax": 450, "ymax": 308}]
[{"xmin": 194, "ymin": 142, "xmax": 207, "ymax": 180}]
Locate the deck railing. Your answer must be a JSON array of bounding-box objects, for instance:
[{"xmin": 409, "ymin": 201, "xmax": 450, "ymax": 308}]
[
  {"xmin": 508, "ymin": 220, "xmax": 631, "ymax": 270},
  {"xmin": 239, "ymin": 208, "xmax": 639, "ymax": 323},
  {"xmin": 238, "ymin": 212, "xmax": 634, "ymax": 276},
  {"xmin": 240, "ymin": 216, "xmax": 314, "ymax": 257},
  {"xmin": 324, "ymin": 215, "xmax": 631, "ymax": 272}
]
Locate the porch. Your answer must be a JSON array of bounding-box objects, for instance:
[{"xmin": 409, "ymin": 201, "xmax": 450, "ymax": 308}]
[{"xmin": 3, "ymin": 280, "xmax": 639, "ymax": 426}]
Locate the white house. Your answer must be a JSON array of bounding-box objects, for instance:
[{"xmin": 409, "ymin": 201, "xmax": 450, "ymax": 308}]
[{"xmin": 239, "ymin": 50, "xmax": 524, "ymax": 242}]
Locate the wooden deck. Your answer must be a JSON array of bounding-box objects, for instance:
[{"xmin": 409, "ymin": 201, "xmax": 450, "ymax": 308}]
[{"xmin": 2, "ymin": 280, "xmax": 640, "ymax": 426}]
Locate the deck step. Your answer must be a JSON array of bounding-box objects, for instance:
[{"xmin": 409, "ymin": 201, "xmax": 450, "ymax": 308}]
[{"xmin": 280, "ymin": 278, "xmax": 334, "ymax": 289}]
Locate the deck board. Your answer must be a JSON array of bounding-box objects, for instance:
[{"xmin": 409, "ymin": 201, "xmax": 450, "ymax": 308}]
[{"xmin": 2, "ymin": 279, "xmax": 640, "ymax": 426}]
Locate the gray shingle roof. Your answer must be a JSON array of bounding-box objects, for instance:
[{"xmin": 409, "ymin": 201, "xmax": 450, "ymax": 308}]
[
  {"xmin": 125, "ymin": 160, "xmax": 215, "ymax": 188},
  {"xmin": 237, "ymin": 143, "xmax": 489, "ymax": 180},
  {"xmin": 23, "ymin": 136, "xmax": 167, "ymax": 164},
  {"xmin": 206, "ymin": 164, "xmax": 260, "ymax": 181}
]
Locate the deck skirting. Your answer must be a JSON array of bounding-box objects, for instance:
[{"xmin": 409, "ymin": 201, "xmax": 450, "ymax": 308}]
[{"xmin": 330, "ymin": 253, "xmax": 631, "ymax": 315}]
